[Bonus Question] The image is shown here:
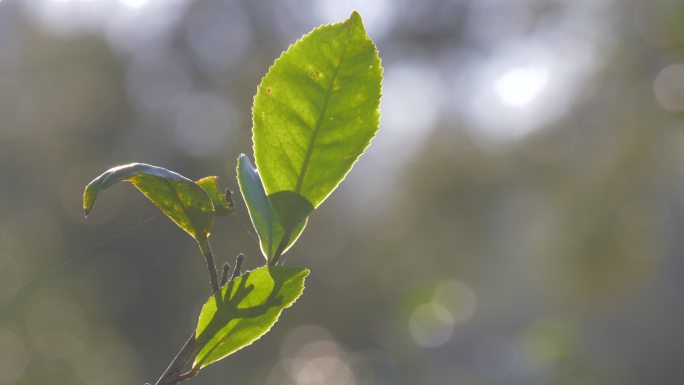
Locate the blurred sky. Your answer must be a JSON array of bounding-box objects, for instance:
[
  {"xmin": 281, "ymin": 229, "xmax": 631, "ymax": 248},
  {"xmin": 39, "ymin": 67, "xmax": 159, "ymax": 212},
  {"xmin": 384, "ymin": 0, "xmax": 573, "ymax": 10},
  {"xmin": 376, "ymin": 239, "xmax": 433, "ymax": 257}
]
[{"xmin": 1, "ymin": 0, "xmax": 684, "ymax": 384}]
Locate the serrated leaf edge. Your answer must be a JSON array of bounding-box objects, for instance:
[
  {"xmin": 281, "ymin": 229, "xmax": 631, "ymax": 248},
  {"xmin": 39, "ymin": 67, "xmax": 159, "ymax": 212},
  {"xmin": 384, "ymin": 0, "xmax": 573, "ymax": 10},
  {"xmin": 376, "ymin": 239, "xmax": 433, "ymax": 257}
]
[{"xmin": 193, "ymin": 267, "xmax": 310, "ymax": 369}]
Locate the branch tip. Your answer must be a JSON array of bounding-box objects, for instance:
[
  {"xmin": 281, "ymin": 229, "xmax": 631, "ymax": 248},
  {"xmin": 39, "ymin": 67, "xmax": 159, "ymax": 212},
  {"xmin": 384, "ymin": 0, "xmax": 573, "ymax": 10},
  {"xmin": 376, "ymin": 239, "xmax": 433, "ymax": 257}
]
[
  {"xmin": 220, "ymin": 262, "xmax": 232, "ymax": 286},
  {"xmin": 230, "ymin": 254, "xmax": 245, "ymax": 283}
]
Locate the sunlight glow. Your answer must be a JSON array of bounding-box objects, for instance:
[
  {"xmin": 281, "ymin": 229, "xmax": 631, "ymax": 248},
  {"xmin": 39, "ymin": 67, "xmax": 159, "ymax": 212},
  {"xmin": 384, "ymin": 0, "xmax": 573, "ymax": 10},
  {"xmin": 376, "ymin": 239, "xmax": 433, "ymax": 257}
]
[
  {"xmin": 463, "ymin": 37, "xmax": 597, "ymax": 147},
  {"xmin": 653, "ymin": 63, "xmax": 684, "ymax": 112},
  {"xmin": 313, "ymin": 0, "xmax": 394, "ymax": 39},
  {"xmin": 495, "ymin": 67, "xmax": 549, "ymax": 108},
  {"xmin": 119, "ymin": 0, "xmax": 149, "ymax": 9},
  {"xmin": 409, "ymin": 302, "xmax": 455, "ymax": 348}
]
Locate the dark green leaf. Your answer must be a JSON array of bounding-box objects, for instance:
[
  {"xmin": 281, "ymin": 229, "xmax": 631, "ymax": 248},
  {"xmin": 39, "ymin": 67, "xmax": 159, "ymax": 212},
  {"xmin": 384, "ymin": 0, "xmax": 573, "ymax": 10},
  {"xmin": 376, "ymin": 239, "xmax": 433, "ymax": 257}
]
[
  {"xmin": 237, "ymin": 155, "xmax": 306, "ymax": 261},
  {"xmin": 83, "ymin": 163, "xmax": 214, "ymax": 241},
  {"xmin": 196, "ymin": 176, "xmax": 234, "ymax": 216},
  {"xmin": 253, "ymin": 11, "xmax": 382, "ymax": 237},
  {"xmin": 193, "ymin": 265, "xmax": 309, "ymax": 369}
]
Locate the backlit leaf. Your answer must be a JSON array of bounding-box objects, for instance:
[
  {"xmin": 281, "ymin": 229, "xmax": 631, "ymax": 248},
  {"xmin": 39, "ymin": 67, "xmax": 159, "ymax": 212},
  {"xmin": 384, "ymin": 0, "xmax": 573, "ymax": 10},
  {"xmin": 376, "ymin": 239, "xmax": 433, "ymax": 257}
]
[
  {"xmin": 196, "ymin": 176, "xmax": 234, "ymax": 216},
  {"xmin": 193, "ymin": 265, "xmax": 309, "ymax": 369},
  {"xmin": 253, "ymin": 11, "xmax": 382, "ymax": 240},
  {"xmin": 83, "ymin": 163, "xmax": 214, "ymax": 241}
]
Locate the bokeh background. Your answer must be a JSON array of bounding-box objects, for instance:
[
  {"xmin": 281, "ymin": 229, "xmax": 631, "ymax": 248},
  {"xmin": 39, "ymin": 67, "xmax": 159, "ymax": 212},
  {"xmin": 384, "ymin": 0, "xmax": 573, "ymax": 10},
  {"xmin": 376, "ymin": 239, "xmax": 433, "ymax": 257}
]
[{"xmin": 0, "ymin": 0, "xmax": 682, "ymax": 384}]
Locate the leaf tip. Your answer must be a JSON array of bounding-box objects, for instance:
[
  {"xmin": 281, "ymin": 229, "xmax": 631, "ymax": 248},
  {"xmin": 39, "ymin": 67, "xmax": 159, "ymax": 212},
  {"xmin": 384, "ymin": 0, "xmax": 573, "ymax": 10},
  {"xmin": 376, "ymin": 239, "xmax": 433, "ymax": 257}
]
[
  {"xmin": 236, "ymin": 153, "xmax": 249, "ymax": 171},
  {"xmin": 82, "ymin": 185, "xmax": 95, "ymax": 218},
  {"xmin": 348, "ymin": 10, "xmax": 364, "ymax": 28},
  {"xmin": 237, "ymin": 153, "xmax": 255, "ymax": 171}
]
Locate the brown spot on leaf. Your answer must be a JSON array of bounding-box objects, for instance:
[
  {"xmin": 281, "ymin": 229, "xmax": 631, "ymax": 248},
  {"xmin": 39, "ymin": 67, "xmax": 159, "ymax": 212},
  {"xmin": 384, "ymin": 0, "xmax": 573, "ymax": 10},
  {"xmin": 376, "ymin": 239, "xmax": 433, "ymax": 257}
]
[{"xmin": 266, "ymin": 87, "xmax": 272, "ymax": 94}]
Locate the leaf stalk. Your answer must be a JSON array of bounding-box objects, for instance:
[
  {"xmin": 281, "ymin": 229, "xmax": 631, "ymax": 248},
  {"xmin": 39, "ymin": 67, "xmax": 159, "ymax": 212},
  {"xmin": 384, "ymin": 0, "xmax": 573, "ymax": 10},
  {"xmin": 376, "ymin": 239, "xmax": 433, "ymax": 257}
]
[{"xmin": 198, "ymin": 238, "xmax": 220, "ymax": 293}]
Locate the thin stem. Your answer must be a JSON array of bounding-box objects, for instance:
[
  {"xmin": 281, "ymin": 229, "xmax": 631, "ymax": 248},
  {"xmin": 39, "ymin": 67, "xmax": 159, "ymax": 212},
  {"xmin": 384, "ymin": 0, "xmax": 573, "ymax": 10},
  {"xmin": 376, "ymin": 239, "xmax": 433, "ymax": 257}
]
[
  {"xmin": 175, "ymin": 366, "xmax": 200, "ymax": 382},
  {"xmin": 150, "ymin": 239, "xmax": 222, "ymax": 385},
  {"xmin": 198, "ymin": 238, "xmax": 220, "ymax": 293},
  {"xmin": 224, "ymin": 188, "xmax": 234, "ymax": 206},
  {"xmin": 152, "ymin": 333, "xmax": 197, "ymax": 385}
]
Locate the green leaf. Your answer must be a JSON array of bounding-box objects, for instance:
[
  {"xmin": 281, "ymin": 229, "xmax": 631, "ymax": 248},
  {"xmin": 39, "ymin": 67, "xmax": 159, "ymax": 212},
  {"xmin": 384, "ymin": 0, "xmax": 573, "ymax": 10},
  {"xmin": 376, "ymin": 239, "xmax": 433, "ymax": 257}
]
[
  {"xmin": 237, "ymin": 155, "xmax": 307, "ymax": 261},
  {"xmin": 196, "ymin": 176, "xmax": 235, "ymax": 216},
  {"xmin": 83, "ymin": 163, "xmax": 215, "ymax": 241},
  {"xmin": 193, "ymin": 265, "xmax": 309, "ymax": 369},
  {"xmin": 253, "ymin": 11, "xmax": 382, "ymax": 236}
]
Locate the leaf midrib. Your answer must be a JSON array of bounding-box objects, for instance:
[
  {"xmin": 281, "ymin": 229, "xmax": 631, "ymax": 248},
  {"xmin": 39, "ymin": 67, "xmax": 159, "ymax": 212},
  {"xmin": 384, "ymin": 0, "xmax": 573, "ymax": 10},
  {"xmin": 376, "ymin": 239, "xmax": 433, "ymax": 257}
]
[
  {"xmin": 270, "ymin": 19, "xmax": 357, "ymax": 262},
  {"xmin": 293, "ymin": 20, "xmax": 354, "ymax": 196}
]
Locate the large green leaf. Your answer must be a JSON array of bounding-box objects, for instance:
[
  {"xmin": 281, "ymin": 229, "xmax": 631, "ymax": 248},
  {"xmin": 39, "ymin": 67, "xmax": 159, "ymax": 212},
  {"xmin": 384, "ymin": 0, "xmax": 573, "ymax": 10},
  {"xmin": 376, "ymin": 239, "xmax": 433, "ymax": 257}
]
[
  {"xmin": 253, "ymin": 11, "xmax": 382, "ymax": 237},
  {"xmin": 193, "ymin": 265, "xmax": 309, "ymax": 369},
  {"xmin": 83, "ymin": 163, "xmax": 215, "ymax": 241},
  {"xmin": 196, "ymin": 176, "xmax": 234, "ymax": 216},
  {"xmin": 237, "ymin": 155, "xmax": 306, "ymax": 261}
]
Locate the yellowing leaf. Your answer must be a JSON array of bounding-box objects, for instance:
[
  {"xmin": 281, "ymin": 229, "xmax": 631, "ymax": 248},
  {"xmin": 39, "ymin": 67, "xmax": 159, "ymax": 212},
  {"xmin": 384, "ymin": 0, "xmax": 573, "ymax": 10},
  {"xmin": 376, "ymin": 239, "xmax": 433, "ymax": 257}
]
[
  {"xmin": 196, "ymin": 176, "xmax": 234, "ymax": 216},
  {"xmin": 83, "ymin": 163, "xmax": 215, "ymax": 241}
]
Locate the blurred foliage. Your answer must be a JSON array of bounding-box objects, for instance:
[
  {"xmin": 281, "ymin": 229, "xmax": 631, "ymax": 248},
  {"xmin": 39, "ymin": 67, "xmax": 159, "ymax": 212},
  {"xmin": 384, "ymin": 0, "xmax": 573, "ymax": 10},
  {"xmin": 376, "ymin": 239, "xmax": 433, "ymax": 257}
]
[{"xmin": 1, "ymin": 0, "xmax": 683, "ymax": 385}]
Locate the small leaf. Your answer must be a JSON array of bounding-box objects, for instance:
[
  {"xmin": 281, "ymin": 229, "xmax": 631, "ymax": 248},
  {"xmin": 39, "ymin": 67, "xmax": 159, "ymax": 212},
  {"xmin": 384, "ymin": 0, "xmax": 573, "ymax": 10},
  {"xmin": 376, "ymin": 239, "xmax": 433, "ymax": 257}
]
[
  {"xmin": 253, "ymin": 11, "xmax": 382, "ymax": 237},
  {"xmin": 193, "ymin": 265, "xmax": 309, "ymax": 369},
  {"xmin": 196, "ymin": 176, "xmax": 235, "ymax": 216},
  {"xmin": 83, "ymin": 163, "xmax": 215, "ymax": 241},
  {"xmin": 237, "ymin": 155, "xmax": 306, "ymax": 261}
]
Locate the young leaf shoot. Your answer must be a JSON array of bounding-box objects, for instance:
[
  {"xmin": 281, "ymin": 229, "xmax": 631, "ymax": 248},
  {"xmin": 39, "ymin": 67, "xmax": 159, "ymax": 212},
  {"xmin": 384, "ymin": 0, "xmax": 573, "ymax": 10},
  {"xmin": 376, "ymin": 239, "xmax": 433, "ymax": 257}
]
[{"xmin": 82, "ymin": 11, "xmax": 381, "ymax": 385}]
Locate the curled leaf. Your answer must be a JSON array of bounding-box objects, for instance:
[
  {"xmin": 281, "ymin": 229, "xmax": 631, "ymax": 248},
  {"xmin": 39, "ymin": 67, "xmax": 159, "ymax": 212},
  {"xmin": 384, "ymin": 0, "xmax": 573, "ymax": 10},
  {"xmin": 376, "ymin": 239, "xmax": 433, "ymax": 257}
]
[
  {"xmin": 83, "ymin": 163, "xmax": 215, "ymax": 241},
  {"xmin": 237, "ymin": 155, "xmax": 306, "ymax": 261}
]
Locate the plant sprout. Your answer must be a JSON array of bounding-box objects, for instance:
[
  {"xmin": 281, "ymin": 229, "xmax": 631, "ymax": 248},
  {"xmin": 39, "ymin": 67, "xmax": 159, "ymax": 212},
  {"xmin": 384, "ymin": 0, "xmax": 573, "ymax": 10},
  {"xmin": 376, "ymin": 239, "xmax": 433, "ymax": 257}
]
[{"xmin": 82, "ymin": 12, "xmax": 381, "ymax": 385}]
